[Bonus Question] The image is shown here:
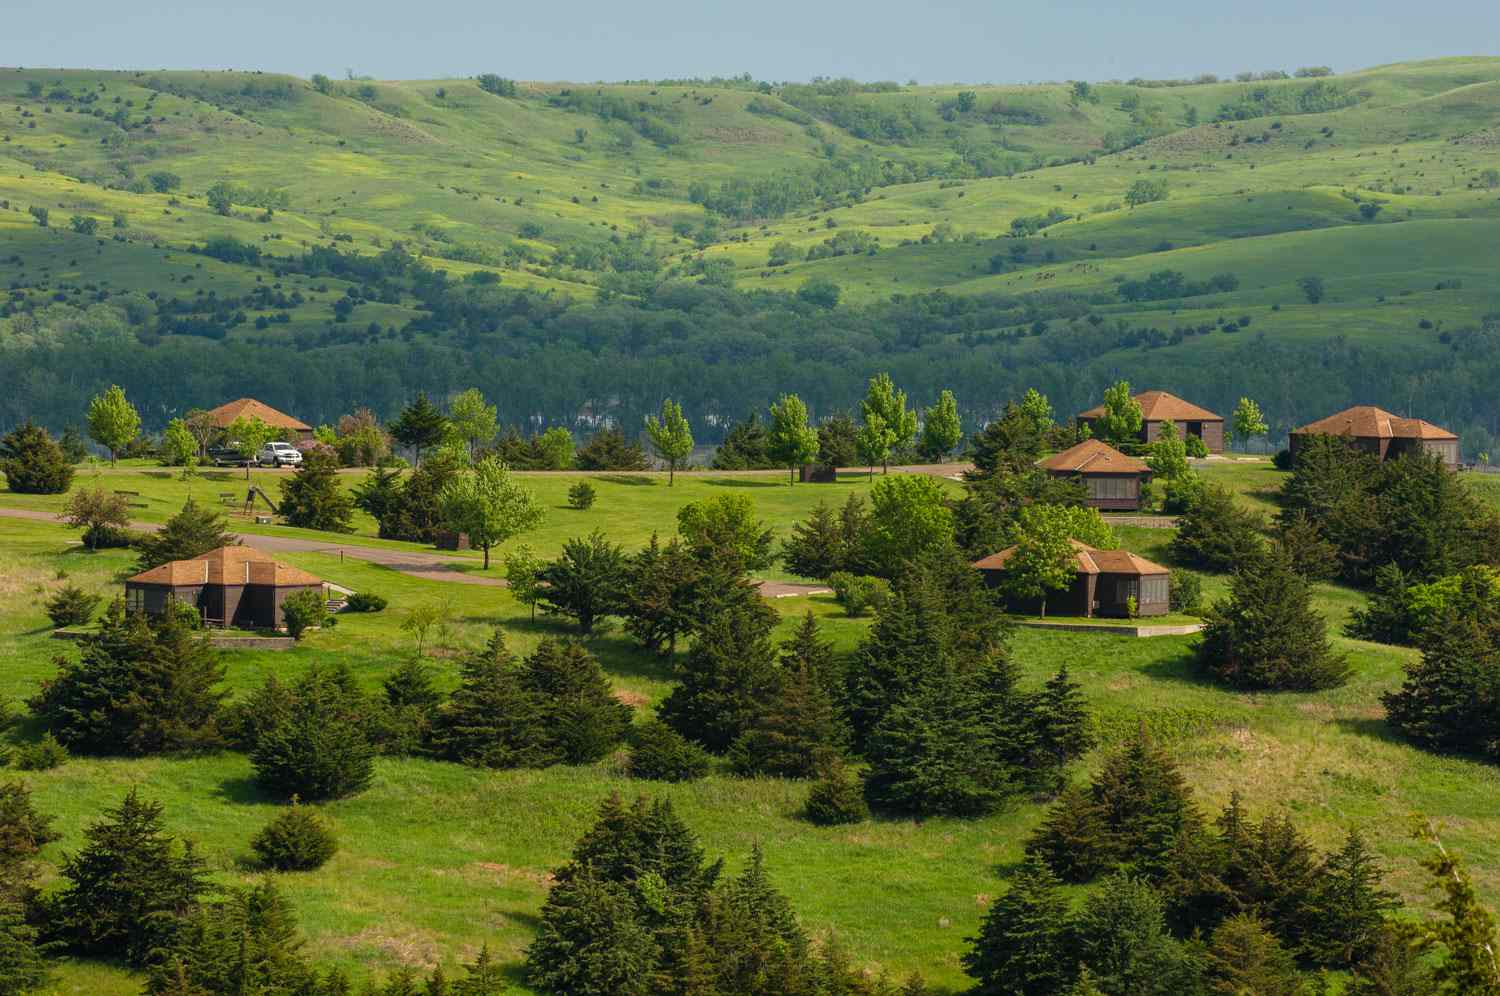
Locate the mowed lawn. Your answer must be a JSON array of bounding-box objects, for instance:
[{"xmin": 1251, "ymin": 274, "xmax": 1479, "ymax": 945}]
[{"xmin": 3, "ymin": 460, "xmax": 1500, "ymax": 991}]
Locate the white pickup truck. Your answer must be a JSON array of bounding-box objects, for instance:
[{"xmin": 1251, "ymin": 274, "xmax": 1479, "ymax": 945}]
[{"xmin": 257, "ymin": 441, "xmax": 304, "ymax": 467}]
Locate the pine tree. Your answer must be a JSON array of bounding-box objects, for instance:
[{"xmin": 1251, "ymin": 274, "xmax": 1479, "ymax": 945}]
[
  {"xmin": 628, "ymin": 720, "xmax": 711, "ymax": 782},
  {"xmin": 1195, "ymin": 543, "xmax": 1351, "ymax": 690},
  {"xmin": 279, "ymin": 449, "xmax": 355, "ymax": 533},
  {"xmin": 1073, "ymin": 874, "xmax": 1203, "ymax": 996},
  {"xmin": 1412, "ymin": 820, "xmax": 1500, "ymax": 995},
  {"xmin": 134, "ymin": 498, "xmax": 239, "ymax": 571},
  {"xmin": 1215, "ymin": 807, "xmax": 1323, "ymax": 955},
  {"xmin": 658, "ymin": 600, "xmax": 781, "ymax": 753},
  {"xmin": 1306, "ymin": 828, "xmax": 1400, "ymax": 967},
  {"xmin": 47, "ymin": 788, "xmax": 209, "ymax": 965},
  {"xmin": 863, "ymin": 665, "xmax": 1017, "ymax": 817},
  {"xmin": 1088, "ymin": 731, "xmax": 1203, "ymax": 883},
  {"xmin": 1030, "ymin": 666, "xmax": 1096, "ymax": 774},
  {"xmin": 1383, "ymin": 611, "xmax": 1500, "ymax": 758},
  {"xmin": 388, "ymin": 392, "xmax": 450, "ymax": 465},
  {"xmin": 0, "ymin": 898, "xmax": 53, "ymax": 996},
  {"xmin": 522, "ymin": 639, "xmax": 633, "ymax": 765},
  {"xmin": 1168, "ymin": 482, "xmax": 1267, "ymax": 571},
  {"xmin": 962, "ymin": 859, "xmax": 1078, "ymax": 996},
  {"xmin": 1025, "ymin": 786, "xmax": 1114, "ymax": 883},
  {"xmin": 730, "ymin": 651, "xmax": 848, "ymax": 778},
  {"xmin": 428, "ymin": 631, "xmax": 550, "ymax": 768},
  {"xmin": 698, "ymin": 845, "xmax": 813, "ymax": 993},
  {"xmin": 1205, "ymin": 914, "xmax": 1303, "ymax": 996},
  {"xmin": 623, "ymin": 534, "xmax": 700, "ymax": 656},
  {"xmin": 251, "ymin": 802, "xmax": 338, "ymax": 871},
  {"xmin": 146, "ymin": 880, "xmax": 317, "ymax": 995},
  {"xmin": 782, "ymin": 501, "xmax": 847, "ymax": 580},
  {"xmin": 524, "ymin": 876, "xmax": 657, "ymax": 996},
  {"xmin": 250, "ymin": 664, "xmax": 375, "ymax": 800},
  {"xmin": 0, "ymin": 420, "xmax": 74, "ymax": 494},
  {"xmin": 29, "ymin": 602, "xmax": 227, "ymax": 754},
  {"xmin": 803, "ymin": 759, "xmax": 869, "ymax": 826}
]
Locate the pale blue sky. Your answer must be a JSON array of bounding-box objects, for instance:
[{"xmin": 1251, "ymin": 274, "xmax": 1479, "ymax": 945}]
[{"xmin": 1, "ymin": 0, "xmax": 1492, "ymax": 83}]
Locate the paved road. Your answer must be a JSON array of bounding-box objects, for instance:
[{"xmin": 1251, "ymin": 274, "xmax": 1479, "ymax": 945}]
[{"xmin": 0, "ymin": 507, "xmax": 833, "ymax": 597}]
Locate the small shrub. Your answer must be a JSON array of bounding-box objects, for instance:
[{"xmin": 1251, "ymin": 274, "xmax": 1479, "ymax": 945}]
[
  {"xmin": 827, "ymin": 572, "xmax": 890, "ymax": 618},
  {"xmin": 804, "ymin": 761, "xmax": 868, "ymax": 825},
  {"xmin": 1184, "ymin": 434, "xmax": 1209, "ymax": 459},
  {"xmin": 13, "ymin": 733, "xmax": 68, "ymax": 771},
  {"xmin": 1272, "ymin": 448, "xmax": 1294, "ymax": 471},
  {"xmin": 567, "ymin": 481, "xmax": 597, "ymax": 510},
  {"xmin": 81, "ymin": 524, "xmax": 138, "ymax": 549},
  {"xmin": 627, "ymin": 720, "xmax": 711, "ymax": 782},
  {"xmin": 1168, "ymin": 569, "xmax": 1204, "ymax": 614},
  {"xmin": 343, "ymin": 591, "xmax": 387, "ymax": 613},
  {"xmin": 250, "ymin": 802, "xmax": 338, "ymax": 870},
  {"xmin": 46, "ymin": 585, "xmax": 101, "ymax": 627},
  {"xmin": 281, "ymin": 589, "xmax": 327, "ymax": 639}
]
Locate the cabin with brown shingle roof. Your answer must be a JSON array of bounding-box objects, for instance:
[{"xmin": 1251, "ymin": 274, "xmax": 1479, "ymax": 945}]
[
  {"xmin": 204, "ymin": 398, "xmax": 314, "ymax": 443},
  {"xmin": 1290, "ymin": 405, "xmax": 1458, "ymax": 467},
  {"xmin": 124, "ymin": 546, "xmax": 325, "ymax": 630},
  {"xmin": 1039, "ymin": 439, "xmax": 1152, "ymax": 511},
  {"xmin": 1078, "ymin": 390, "xmax": 1224, "ymax": 453},
  {"xmin": 973, "ymin": 540, "xmax": 1170, "ymax": 618}
]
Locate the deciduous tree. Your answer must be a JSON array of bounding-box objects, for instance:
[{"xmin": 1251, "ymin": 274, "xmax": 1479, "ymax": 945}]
[
  {"xmin": 438, "ymin": 456, "xmax": 544, "ymax": 569},
  {"xmin": 644, "ymin": 398, "xmax": 693, "ymax": 485},
  {"xmin": 86, "ymin": 384, "xmax": 140, "ymax": 467}
]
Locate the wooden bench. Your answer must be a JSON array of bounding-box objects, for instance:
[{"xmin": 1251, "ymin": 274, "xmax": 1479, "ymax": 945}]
[{"xmin": 113, "ymin": 490, "xmax": 140, "ymax": 497}]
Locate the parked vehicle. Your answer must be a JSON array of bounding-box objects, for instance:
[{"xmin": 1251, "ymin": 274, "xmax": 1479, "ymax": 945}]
[
  {"xmin": 208, "ymin": 444, "xmax": 253, "ymax": 467},
  {"xmin": 258, "ymin": 441, "xmax": 304, "ymax": 467}
]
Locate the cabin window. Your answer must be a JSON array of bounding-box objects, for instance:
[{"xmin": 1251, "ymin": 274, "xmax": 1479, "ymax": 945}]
[
  {"xmin": 1090, "ymin": 476, "xmax": 1133, "ymax": 500},
  {"xmin": 125, "ymin": 586, "xmax": 145, "ymax": 613},
  {"xmin": 1140, "ymin": 576, "xmax": 1169, "ymax": 604}
]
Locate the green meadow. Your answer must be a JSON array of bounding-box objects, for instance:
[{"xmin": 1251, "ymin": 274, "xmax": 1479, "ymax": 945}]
[{"xmin": 4, "ymin": 461, "xmax": 1500, "ymax": 992}]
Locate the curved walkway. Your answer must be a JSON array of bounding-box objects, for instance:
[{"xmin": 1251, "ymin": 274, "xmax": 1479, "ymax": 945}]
[{"xmin": 0, "ymin": 507, "xmax": 833, "ymax": 597}]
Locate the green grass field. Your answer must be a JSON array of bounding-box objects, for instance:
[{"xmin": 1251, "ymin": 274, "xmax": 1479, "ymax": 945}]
[{"xmin": 4, "ymin": 461, "xmax": 1500, "ymax": 992}]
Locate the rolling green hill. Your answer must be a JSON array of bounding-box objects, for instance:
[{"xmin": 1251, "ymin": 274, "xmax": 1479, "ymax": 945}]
[{"xmin": 1, "ymin": 58, "xmax": 1498, "ymax": 448}]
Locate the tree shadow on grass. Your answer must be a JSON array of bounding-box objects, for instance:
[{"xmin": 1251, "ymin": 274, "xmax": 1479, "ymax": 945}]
[
  {"xmin": 215, "ymin": 775, "xmax": 280, "ymax": 806},
  {"xmin": 702, "ymin": 477, "xmax": 783, "ymax": 489},
  {"xmin": 1333, "ymin": 715, "xmax": 1405, "ymax": 746},
  {"xmin": 595, "ymin": 474, "xmax": 656, "ymax": 486},
  {"xmin": 1137, "ymin": 651, "xmax": 1219, "ymax": 688}
]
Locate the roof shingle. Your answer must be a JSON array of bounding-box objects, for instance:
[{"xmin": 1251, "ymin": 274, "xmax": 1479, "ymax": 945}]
[
  {"xmin": 127, "ymin": 546, "xmax": 323, "ymax": 588},
  {"xmin": 204, "ymin": 398, "xmax": 311, "ymax": 432},
  {"xmin": 1038, "ymin": 439, "xmax": 1150, "ymax": 475},
  {"xmin": 1079, "ymin": 390, "xmax": 1222, "ymax": 423},
  {"xmin": 973, "ymin": 539, "xmax": 1168, "ymax": 577},
  {"xmin": 1293, "ymin": 405, "xmax": 1456, "ymax": 442}
]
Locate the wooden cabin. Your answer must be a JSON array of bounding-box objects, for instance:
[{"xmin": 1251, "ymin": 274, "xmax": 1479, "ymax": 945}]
[
  {"xmin": 974, "ymin": 540, "xmax": 1171, "ymax": 618},
  {"xmin": 204, "ymin": 398, "xmax": 315, "ymax": 444},
  {"xmin": 124, "ymin": 546, "xmax": 325, "ymax": 630},
  {"xmin": 1038, "ymin": 439, "xmax": 1151, "ymax": 511},
  {"xmin": 1078, "ymin": 390, "xmax": 1224, "ymax": 453},
  {"xmin": 1290, "ymin": 406, "xmax": 1458, "ymax": 467}
]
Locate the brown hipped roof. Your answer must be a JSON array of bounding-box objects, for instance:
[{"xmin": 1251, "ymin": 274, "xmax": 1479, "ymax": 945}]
[
  {"xmin": 204, "ymin": 398, "xmax": 311, "ymax": 432},
  {"xmin": 127, "ymin": 546, "xmax": 324, "ymax": 588},
  {"xmin": 1079, "ymin": 390, "xmax": 1222, "ymax": 423},
  {"xmin": 974, "ymin": 539, "xmax": 1168, "ymax": 577},
  {"xmin": 1293, "ymin": 405, "xmax": 1457, "ymax": 442},
  {"xmin": 1038, "ymin": 439, "xmax": 1150, "ymax": 475}
]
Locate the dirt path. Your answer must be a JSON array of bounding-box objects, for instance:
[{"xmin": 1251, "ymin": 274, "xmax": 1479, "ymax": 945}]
[{"xmin": 1, "ymin": 507, "xmax": 831, "ymax": 596}]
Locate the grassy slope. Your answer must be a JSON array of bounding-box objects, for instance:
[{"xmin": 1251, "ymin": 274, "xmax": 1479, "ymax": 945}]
[
  {"xmin": 1, "ymin": 59, "xmax": 1497, "ymax": 372},
  {"xmin": 4, "ymin": 460, "xmax": 1500, "ymax": 992}
]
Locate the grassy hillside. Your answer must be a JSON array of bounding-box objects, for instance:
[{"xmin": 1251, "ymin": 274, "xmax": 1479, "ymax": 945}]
[
  {"xmin": 0, "ymin": 58, "xmax": 1498, "ymax": 446},
  {"xmin": 3, "ymin": 460, "xmax": 1500, "ymax": 992}
]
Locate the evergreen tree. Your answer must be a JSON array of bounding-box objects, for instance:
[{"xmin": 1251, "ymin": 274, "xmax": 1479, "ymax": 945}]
[
  {"xmin": 522, "ymin": 639, "xmax": 633, "ymax": 765},
  {"xmin": 1205, "ymin": 914, "xmax": 1302, "ymax": 996},
  {"xmin": 428, "ymin": 631, "xmax": 549, "ymax": 768},
  {"xmin": 279, "ymin": 449, "xmax": 355, "ymax": 533},
  {"xmin": 1030, "ymin": 667, "xmax": 1096, "ymax": 773},
  {"xmin": 134, "ymin": 498, "xmax": 239, "ymax": 571},
  {"xmin": 1168, "ymin": 483, "xmax": 1267, "ymax": 571},
  {"xmin": 1213, "ymin": 806, "xmax": 1324, "ymax": 954},
  {"xmin": 730, "ymin": 644, "xmax": 848, "ymax": 778},
  {"xmin": 46, "ymin": 788, "xmax": 209, "ymax": 966},
  {"xmin": 539, "ymin": 530, "xmax": 629, "ymax": 634},
  {"xmin": 29, "ymin": 602, "xmax": 227, "ymax": 754},
  {"xmin": 250, "ymin": 664, "xmax": 375, "ymax": 800},
  {"xmin": 1347, "ymin": 921, "xmax": 1434, "ymax": 996},
  {"xmin": 251, "ymin": 802, "xmax": 338, "ymax": 871},
  {"xmin": 374, "ymin": 452, "xmax": 463, "ymax": 542},
  {"xmin": 1195, "ymin": 544, "xmax": 1350, "ymax": 691},
  {"xmin": 1383, "ymin": 611, "xmax": 1500, "ymax": 759},
  {"xmin": 863, "ymin": 664, "xmax": 1017, "ymax": 817},
  {"xmin": 658, "ymin": 600, "xmax": 782, "ymax": 753},
  {"xmin": 1073, "ymin": 874, "xmax": 1204, "ymax": 996},
  {"xmin": 962, "ymin": 859, "xmax": 1078, "ymax": 996},
  {"xmin": 1306, "ymin": 828, "xmax": 1400, "ymax": 967},
  {"xmin": 698, "ymin": 846, "xmax": 813, "ymax": 994},
  {"xmin": 0, "ymin": 420, "xmax": 74, "ymax": 494},
  {"xmin": 574, "ymin": 428, "xmax": 648, "ymax": 471},
  {"xmin": 1412, "ymin": 820, "xmax": 1500, "ymax": 995},
  {"xmin": 711, "ymin": 413, "xmax": 777, "ymax": 470},
  {"xmin": 783, "ymin": 501, "xmax": 846, "ymax": 580},
  {"xmin": 803, "ymin": 759, "xmax": 869, "ymax": 826},
  {"xmin": 816, "ymin": 412, "xmax": 859, "ymax": 472},
  {"xmin": 968, "ymin": 403, "xmax": 1047, "ymax": 478},
  {"xmin": 525, "ymin": 875, "xmax": 657, "ymax": 996},
  {"xmin": 0, "ymin": 781, "xmax": 56, "ymax": 996},
  {"xmin": 389, "ymin": 393, "xmax": 450, "ymax": 465},
  {"xmin": 1025, "ymin": 786, "xmax": 1114, "ymax": 883},
  {"xmin": 628, "ymin": 720, "xmax": 711, "ymax": 782},
  {"xmin": 0, "ymin": 899, "xmax": 52, "ymax": 996},
  {"xmin": 623, "ymin": 534, "xmax": 701, "ymax": 655},
  {"xmin": 146, "ymin": 881, "xmax": 317, "ymax": 996},
  {"xmin": 1276, "ymin": 512, "xmax": 1340, "ymax": 581}
]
